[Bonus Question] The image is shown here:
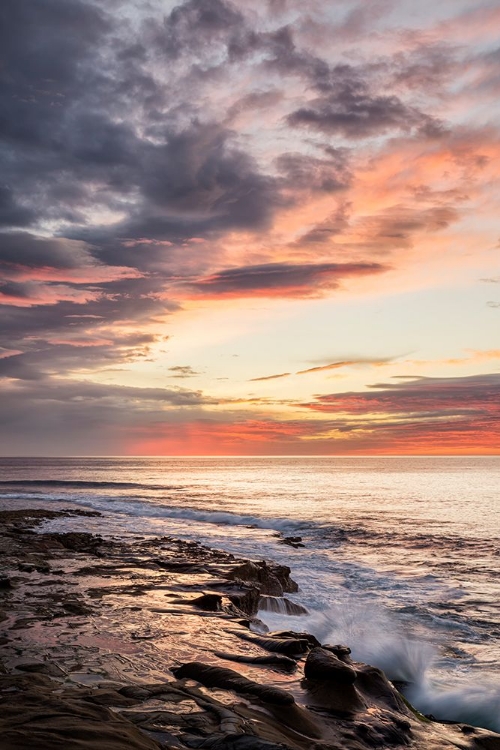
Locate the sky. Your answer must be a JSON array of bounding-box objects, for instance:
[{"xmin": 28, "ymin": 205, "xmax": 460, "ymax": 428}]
[{"xmin": 0, "ymin": 0, "xmax": 499, "ymax": 456}]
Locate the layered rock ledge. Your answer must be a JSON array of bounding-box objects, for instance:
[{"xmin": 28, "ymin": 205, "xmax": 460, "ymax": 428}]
[{"xmin": 1, "ymin": 508, "xmax": 499, "ymax": 750}]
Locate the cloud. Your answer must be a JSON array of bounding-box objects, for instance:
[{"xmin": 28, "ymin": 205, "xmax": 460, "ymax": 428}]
[
  {"xmin": 251, "ymin": 356, "xmax": 394, "ymax": 382},
  {"xmin": 168, "ymin": 365, "xmax": 201, "ymax": 378},
  {"xmin": 287, "ymin": 90, "xmax": 432, "ymax": 140},
  {"xmin": 1, "ymin": 0, "xmax": 499, "ymax": 454},
  {"xmin": 296, "ymin": 357, "xmax": 393, "ymax": 375},
  {"xmin": 183, "ymin": 261, "xmax": 388, "ymax": 298},
  {"xmin": 300, "ymin": 374, "xmax": 500, "ymax": 417},
  {"xmin": 0, "ymin": 377, "xmax": 219, "ymax": 455},
  {"xmin": 249, "ymin": 372, "xmax": 291, "ymax": 382}
]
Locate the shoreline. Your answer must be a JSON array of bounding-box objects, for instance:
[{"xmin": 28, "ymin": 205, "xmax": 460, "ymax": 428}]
[{"xmin": 1, "ymin": 507, "xmax": 499, "ymax": 750}]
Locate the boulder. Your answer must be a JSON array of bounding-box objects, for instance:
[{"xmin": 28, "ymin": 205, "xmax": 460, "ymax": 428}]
[
  {"xmin": 191, "ymin": 593, "xmax": 223, "ymax": 611},
  {"xmin": 227, "ymin": 561, "xmax": 298, "ymax": 597},
  {"xmin": 304, "ymin": 647, "xmax": 357, "ymax": 684}
]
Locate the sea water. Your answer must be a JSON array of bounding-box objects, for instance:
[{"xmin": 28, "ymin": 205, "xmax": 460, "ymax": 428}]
[{"xmin": 0, "ymin": 455, "xmax": 499, "ymax": 730}]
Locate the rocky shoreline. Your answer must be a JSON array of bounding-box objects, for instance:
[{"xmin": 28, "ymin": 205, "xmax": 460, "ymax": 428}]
[{"xmin": 0, "ymin": 508, "xmax": 499, "ymax": 750}]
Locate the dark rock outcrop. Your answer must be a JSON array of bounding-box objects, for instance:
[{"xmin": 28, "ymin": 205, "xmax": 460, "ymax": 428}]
[
  {"xmin": 257, "ymin": 595, "xmax": 308, "ymax": 616},
  {"xmin": 304, "ymin": 646, "xmax": 357, "ymax": 683},
  {"xmin": 191, "ymin": 593, "xmax": 223, "ymax": 611},
  {"xmin": 237, "ymin": 632, "xmax": 310, "ymax": 656},
  {"xmin": 213, "ymin": 652, "xmax": 297, "ymax": 671},
  {"xmin": 227, "ymin": 561, "xmax": 298, "ymax": 597},
  {"xmin": 172, "ymin": 662, "xmax": 295, "ymax": 706}
]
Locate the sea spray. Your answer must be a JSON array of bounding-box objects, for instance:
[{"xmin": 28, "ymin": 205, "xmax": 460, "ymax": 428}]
[{"xmin": 259, "ymin": 600, "xmax": 500, "ymax": 731}]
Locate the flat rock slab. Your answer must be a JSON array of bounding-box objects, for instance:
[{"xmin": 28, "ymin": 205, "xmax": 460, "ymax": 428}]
[{"xmin": 0, "ymin": 678, "xmax": 161, "ymax": 750}]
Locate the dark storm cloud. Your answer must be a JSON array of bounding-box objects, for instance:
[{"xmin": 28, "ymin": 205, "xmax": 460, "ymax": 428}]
[
  {"xmin": 287, "ymin": 88, "xmax": 433, "ymax": 139},
  {"xmin": 0, "ymin": 233, "xmax": 98, "ymax": 272},
  {"xmin": 147, "ymin": 0, "xmax": 244, "ymax": 60},
  {"xmin": 0, "ymin": 0, "xmax": 485, "ymax": 405},
  {"xmin": 184, "ymin": 261, "xmax": 388, "ymax": 298}
]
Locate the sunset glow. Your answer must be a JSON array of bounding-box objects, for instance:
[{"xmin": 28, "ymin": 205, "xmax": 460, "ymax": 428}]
[{"xmin": 1, "ymin": 0, "xmax": 499, "ymax": 455}]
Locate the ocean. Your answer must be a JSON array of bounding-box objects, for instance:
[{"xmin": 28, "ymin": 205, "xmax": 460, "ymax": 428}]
[{"xmin": 0, "ymin": 455, "xmax": 499, "ymax": 730}]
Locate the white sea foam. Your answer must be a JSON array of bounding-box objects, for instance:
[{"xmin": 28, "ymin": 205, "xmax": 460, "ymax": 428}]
[
  {"xmin": 11, "ymin": 489, "xmax": 304, "ymax": 533},
  {"xmin": 260, "ymin": 600, "xmax": 500, "ymax": 732}
]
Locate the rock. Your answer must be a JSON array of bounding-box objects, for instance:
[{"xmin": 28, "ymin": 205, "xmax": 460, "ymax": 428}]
[
  {"xmin": 278, "ymin": 536, "xmax": 305, "ymax": 549},
  {"xmin": 321, "ymin": 643, "xmax": 352, "ymax": 662},
  {"xmin": 172, "ymin": 662, "xmax": 295, "ymax": 706},
  {"xmin": 269, "ymin": 630, "xmax": 321, "ymax": 648},
  {"xmin": 46, "ymin": 532, "xmax": 103, "ymax": 554},
  {"xmin": 227, "ymin": 561, "xmax": 298, "ymax": 597},
  {"xmin": 304, "ymin": 647, "xmax": 357, "ymax": 684},
  {"xmin": 213, "ymin": 652, "xmax": 297, "ymax": 671},
  {"xmin": 15, "ymin": 662, "xmax": 66, "ymax": 678},
  {"xmin": 355, "ymin": 664, "xmax": 408, "ymax": 713},
  {"xmin": 191, "ymin": 593, "xmax": 223, "ymax": 611},
  {"xmin": 184, "ymin": 734, "xmax": 291, "ymax": 750},
  {"xmin": 237, "ymin": 633, "xmax": 310, "ymax": 656},
  {"xmin": 17, "ymin": 563, "xmax": 35, "ymax": 573},
  {"xmin": 207, "ymin": 582, "xmax": 260, "ymax": 616},
  {"xmin": 474, "ymin": 737, "xmax": 500, "ymax": 749},
  {"xmin": 227, "ymin": 587, "xmax": 260, "ymax": 616},
  {"xmin": 0, "ymin": 576, "xmax": 13, "ymax": 590},
  {"xmin": 62, "ymin": 599, "xmax": 93, "ymax": 616},
  {"xmin": 0, "ymin": 678, "xmax": 161, "ymax": 750},
  {"xmin": 257, "ymin": 596, "xmax": 308, "ymax": 616},
  {"xmin": 155, "ymin": 559, "xmax": 207, "ymax": 573}
]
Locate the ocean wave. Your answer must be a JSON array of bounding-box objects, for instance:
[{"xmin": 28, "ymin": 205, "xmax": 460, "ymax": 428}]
[
  {"xmin": 260, "ymin": 601, "xmax": 500, "ymax": 732},
  {"xmin": 0, "ymin": 479, "xmax": 178, "ymax": 490},
  {"xmin": 94, "ymin": 501, "xmax": 306, "ymax": 532},
  {"xmin": 0, "ymin": 487, "xmax": 305, "ymax": 533}
]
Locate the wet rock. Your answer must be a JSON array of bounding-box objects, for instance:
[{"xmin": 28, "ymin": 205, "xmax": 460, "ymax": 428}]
[
  {"xmin": 208, "ymin": 582, "xmax": 260, "ymax": 616},
  {"xmin": 191, "ymin": 593, "xmax": 223, "ymax": 611},
  {"xmin": 172, "ymin": 662, "xmax": 295, "ymax": 706},
  {"xmin": 304, "ymin": 677, "xmax": 366, "ymax": 715},
  {"xmin": 155, "ymin": 559, "xmax": 207, "ymax": 573},
  {"xmin": 304, "ymin": 647, "xmax": 357, "ymax": 684},
  {"xmin": 15, "ymin": 662, "xmax": 66, "ymax": 678},
  {"xmin": 237, "ymin": 633, "xmax": 310, "ymax": 656},
  {"xmin": 0, "ymin": 678, "xmax": 161, "ymax": 750},
  {"xmin": 303, "ymin": 647, "xmax": 365, "ymax": 716},
  {"xmin": 213, "ymin": 652, "xmax": 297, "ymax": 671},
  {"xmin": 269, "ymin": 630, "xmax": 321, "ymax": 648},
  {"xmin": 258, "ymin": 596, "xmax": 308, "ymax": 616},
  {"xmin": 321, "ymin": 643, "xmax": 352, "ymax": 662},
  {"xmin": 46, "ymin": 532, "xmax": 104, "ymax": 554},
  {"xmin": 473, "ymin": 737, "xmax": 500, "ymax": 749},
  {"xmin": 354, "ymin": 716, "xmax": 412, "ymax": 747},
  {"xmin": 17, "ymin": 563, "xmax": 35, "ymax": 573},
  {"xmin": 184, "ymin": 734, "xmax": 291, "ymax": 750},
  {"xmin": 355, "ymin": 664, "xmax": 409, "ymax": 713},
  {"xmin": 278, "ymin": 536, "xmax": 305, "ymax": 549},
  {"xmin": 227, "ymin": 561, "xmax": 298, "ymax": 597},
  {"xmin": 62, "ymin": 599, "xmax": 93, "ymax": 616}
]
